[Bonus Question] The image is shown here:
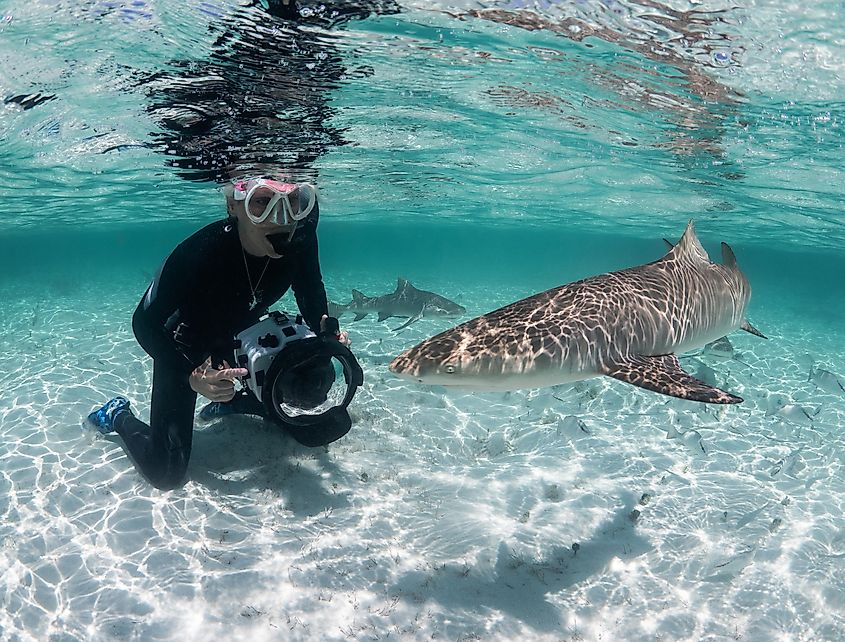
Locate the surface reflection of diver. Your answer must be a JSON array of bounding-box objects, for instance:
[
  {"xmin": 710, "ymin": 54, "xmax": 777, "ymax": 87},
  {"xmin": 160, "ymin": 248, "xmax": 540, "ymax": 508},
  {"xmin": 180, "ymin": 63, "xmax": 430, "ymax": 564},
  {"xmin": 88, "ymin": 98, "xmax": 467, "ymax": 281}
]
[
  {"xmin": 138, "ymin": 0, "xmax": 401, "ymax": 182},
  {"xmin": 233, "ymin": 311, "xmax": 363, "ymax": 446}
]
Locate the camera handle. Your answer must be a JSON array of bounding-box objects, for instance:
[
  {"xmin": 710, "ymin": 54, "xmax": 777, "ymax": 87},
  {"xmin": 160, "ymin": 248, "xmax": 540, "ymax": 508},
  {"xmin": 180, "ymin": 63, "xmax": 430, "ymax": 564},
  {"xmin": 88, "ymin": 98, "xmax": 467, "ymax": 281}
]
[{"xmin": 319, "ymin": 315, "xmax": 340, "ymax": 338}]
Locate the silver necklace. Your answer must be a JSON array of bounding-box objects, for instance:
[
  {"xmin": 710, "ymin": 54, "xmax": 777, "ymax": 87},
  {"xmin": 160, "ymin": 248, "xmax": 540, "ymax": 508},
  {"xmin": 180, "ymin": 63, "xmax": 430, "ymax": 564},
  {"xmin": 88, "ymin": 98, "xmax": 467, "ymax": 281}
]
[{"xmin": 241, "ymin": 246, "xmax": 271, "ymax": 311}]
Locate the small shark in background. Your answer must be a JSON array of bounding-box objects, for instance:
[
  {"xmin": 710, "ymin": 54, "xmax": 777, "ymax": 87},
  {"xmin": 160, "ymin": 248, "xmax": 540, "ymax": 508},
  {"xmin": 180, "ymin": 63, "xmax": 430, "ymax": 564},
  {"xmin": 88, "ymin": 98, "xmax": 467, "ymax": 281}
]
[
  {"xmin": 329, "ymin": 278, "xmax": 466, "ymax": 331},
  {"xmin": 390, "ymin": 221, "xmax": 766, "ymax": 404}
]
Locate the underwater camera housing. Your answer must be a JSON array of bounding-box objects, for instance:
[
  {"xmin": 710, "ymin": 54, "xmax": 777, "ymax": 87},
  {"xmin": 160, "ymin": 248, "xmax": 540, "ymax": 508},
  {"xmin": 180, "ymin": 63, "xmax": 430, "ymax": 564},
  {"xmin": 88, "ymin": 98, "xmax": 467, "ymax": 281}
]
[{"xmin": 233, "ymin": 311, "xmax": 363, "ymax": 435}]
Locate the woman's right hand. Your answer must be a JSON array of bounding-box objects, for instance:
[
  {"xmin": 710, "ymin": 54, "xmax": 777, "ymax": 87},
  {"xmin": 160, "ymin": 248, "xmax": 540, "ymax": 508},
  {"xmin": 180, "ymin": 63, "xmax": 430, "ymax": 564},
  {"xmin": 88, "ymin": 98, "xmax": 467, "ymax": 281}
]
[{"xmin": 189, "ymin": 357, "xmax": 249, "ymax": 401}]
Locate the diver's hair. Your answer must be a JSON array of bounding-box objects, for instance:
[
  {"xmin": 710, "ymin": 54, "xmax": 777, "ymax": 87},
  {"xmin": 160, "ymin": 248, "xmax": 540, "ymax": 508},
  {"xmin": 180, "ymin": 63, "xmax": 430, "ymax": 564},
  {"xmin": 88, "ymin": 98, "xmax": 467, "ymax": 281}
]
[{"xmin": 222, "ymin": 182, "xmax": 238, "ymax": 218}]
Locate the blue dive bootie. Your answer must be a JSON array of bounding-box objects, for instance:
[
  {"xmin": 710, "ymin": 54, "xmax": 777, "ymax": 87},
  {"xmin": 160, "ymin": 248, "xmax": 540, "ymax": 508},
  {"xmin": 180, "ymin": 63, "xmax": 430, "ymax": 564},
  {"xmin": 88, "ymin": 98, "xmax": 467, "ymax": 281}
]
[{"xmin": 86, "ymin": 396, "xmax": 131, "ymax": 434}]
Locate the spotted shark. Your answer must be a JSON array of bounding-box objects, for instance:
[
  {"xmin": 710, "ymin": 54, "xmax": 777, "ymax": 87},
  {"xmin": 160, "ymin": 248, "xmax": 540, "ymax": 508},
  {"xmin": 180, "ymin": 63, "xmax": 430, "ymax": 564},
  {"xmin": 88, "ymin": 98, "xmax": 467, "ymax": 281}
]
[
  {"xmin": 389, "ymin": 221, "xmax": 765, "ymax": 404},
  {"xmin": 329, "ymin": 278, "xmax": 466, "ymax": 331}
]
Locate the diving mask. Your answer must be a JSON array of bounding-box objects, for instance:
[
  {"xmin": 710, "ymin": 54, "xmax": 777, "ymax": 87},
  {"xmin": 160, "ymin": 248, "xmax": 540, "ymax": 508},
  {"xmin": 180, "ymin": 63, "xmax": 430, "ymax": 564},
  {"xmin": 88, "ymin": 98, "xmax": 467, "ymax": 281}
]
[{"xmin": 233, "ymin": 178, "xmax": 318, "ymax": 227}]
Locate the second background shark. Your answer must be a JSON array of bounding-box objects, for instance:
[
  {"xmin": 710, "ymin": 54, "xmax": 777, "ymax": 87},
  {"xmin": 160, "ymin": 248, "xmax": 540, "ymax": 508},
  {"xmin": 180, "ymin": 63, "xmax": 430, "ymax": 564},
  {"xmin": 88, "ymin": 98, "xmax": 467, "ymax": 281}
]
[{"xmin": 329, "ymin": 278, "xmax": 466, "ymax": 331}]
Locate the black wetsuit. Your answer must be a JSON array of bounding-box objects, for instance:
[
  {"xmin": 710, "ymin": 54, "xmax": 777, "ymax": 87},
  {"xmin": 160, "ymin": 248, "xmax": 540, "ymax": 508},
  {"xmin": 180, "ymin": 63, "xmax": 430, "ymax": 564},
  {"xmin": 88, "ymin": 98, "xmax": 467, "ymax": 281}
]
[{"xmin": 116, "ymin": 208, "xmax": 336, "ymax": 490}]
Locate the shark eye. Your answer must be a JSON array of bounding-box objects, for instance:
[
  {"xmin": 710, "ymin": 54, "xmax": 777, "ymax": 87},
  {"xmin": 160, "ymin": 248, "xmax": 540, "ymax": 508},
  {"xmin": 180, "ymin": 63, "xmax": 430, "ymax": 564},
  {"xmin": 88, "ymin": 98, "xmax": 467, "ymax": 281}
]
[{"xmin": 444, "ymin": 364, "xmax": 456, "ymax": 374}]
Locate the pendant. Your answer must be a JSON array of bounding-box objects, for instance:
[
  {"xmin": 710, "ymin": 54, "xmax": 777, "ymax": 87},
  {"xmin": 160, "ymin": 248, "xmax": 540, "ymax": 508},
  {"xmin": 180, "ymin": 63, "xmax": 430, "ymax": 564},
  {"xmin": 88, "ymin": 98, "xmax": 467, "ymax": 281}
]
[{"xmin": 249, "ymin": 295, "xmax": 259, "ymax": 311}]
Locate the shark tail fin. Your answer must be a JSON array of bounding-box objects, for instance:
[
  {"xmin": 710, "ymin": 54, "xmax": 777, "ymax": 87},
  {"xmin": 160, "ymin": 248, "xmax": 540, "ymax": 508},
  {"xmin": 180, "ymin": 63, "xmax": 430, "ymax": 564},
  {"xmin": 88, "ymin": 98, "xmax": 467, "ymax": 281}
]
[{"xmin": 741, "ymin": 320, "xmax": 767, "ymax": 339}]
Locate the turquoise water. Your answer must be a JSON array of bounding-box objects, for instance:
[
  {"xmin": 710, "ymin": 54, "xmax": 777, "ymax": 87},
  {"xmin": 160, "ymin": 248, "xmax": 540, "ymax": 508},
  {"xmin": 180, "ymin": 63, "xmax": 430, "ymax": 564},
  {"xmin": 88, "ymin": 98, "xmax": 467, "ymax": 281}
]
[{"xmin": 1, "ymin": 1, "xmax": 844, "ymax": 641}]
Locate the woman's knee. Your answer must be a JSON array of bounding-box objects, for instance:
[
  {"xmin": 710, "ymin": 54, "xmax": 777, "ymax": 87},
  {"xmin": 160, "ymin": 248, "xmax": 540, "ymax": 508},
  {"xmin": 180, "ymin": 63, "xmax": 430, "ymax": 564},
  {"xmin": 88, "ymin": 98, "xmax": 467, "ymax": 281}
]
[{"xmin": 145, "ymin": 449, "xmax": 190, "ymax": 490}]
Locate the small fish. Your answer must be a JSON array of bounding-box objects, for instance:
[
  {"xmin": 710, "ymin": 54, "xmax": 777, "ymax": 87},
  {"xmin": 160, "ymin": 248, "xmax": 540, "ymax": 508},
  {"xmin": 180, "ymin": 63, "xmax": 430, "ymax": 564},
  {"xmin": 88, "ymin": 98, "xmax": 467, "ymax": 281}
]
[
  {"xmin": 702, "ymin": 336, "xmax": 735, "ymax": 360},
  {"xmin": 736, "ymin": 504, "xmax": 770, "ymax": 529},
  {"xmin": 666, "ymin": 423, "xmax": 706, "ymax": 454},
  {"xmin": 809, "ymin": 365, "xmax": 845, "ymax": 396},
  {"xmin": 770, "ymin": 449, "xmax": 802, "ymax": 478},
  {"xmin": 693, "ymin": 359, "xmax": 718, "ymax": 387},
  {"xmin": 765, "ymin": 400, "xmax": 821, "ymax": 426},
  {"xmin": 557, "ymin": 415, "xmax": 590, "ymax": 436}
]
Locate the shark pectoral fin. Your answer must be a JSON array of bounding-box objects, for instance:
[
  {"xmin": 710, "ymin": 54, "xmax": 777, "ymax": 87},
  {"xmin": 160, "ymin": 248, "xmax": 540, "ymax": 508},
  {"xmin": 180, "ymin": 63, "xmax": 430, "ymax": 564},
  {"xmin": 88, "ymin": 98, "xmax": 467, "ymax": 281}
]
[
  {"xmin": 392, "ymin": 311, "xmax": 424, "ymax": 332},
  {"xmin": 377, "ymin": 312, "xmax": 392, "ymax": 322},
  {"xmin": 741, "ymin": 320, "xmax": 767, "ymax": 339},
  {"xmin": 352, "ymin": 313, "xmax": 367, "ymax": 322},
  {"xmin": 603, "ymin": 354, "xmax": 743, "ymax": 404}
]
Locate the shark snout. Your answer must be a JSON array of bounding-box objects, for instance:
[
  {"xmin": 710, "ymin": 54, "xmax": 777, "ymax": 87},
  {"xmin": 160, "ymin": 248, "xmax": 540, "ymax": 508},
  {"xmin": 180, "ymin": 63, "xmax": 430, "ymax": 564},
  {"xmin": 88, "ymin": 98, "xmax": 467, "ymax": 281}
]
[
  {"xmin": 388, "ymin": 351, "xmax": 447, "ymax": 381},
  {"xmin": 389, "ymin": 336, "xmax": 465, "ymax": 383}
]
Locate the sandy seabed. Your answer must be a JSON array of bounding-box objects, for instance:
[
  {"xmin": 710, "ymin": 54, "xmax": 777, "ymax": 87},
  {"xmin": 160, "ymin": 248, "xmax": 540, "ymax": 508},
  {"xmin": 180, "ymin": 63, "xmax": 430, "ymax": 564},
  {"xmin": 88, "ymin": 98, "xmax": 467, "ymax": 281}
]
[{"xmin": 1, "ymin": 270, "xmax": 844, "ymax": 642}]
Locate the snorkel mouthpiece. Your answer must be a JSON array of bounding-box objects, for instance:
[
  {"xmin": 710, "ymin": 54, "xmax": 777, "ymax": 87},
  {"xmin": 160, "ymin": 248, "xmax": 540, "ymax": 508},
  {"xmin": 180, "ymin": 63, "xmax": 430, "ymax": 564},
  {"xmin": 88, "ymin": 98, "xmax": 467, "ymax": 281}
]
[{"xmin": 267, "ymin": 230, "xmax": 295, "ymax": 254}]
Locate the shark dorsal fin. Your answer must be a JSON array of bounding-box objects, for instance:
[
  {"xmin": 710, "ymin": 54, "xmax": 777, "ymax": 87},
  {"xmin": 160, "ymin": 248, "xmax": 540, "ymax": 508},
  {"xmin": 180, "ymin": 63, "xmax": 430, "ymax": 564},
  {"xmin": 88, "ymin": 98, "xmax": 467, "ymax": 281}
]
[
  {"xmin": 670, "ymin": 220, "xmax": 710, "ymax": 263},
  {"xmin": 351, "ymin": 289, "xmax": 366, "ymax": 303},
  {"xmin": 721, "ymin": 242, "xmax": 738, "ymax": 270},
  {"xmin": 396, "ymin": 277, "xmax": 412, "ymax": 292}
]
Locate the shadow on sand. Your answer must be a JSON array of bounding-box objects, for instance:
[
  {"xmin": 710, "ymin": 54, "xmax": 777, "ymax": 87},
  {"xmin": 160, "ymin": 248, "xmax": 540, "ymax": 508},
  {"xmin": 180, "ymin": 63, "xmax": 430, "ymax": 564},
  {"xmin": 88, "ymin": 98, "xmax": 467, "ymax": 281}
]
[
  {"xmin": 391, "ymin": 494, "xmax": 652, "ymax": 632},
  {"xmin": 186, "ymin": 415, "xmax": 351, "ymax": 516}
]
